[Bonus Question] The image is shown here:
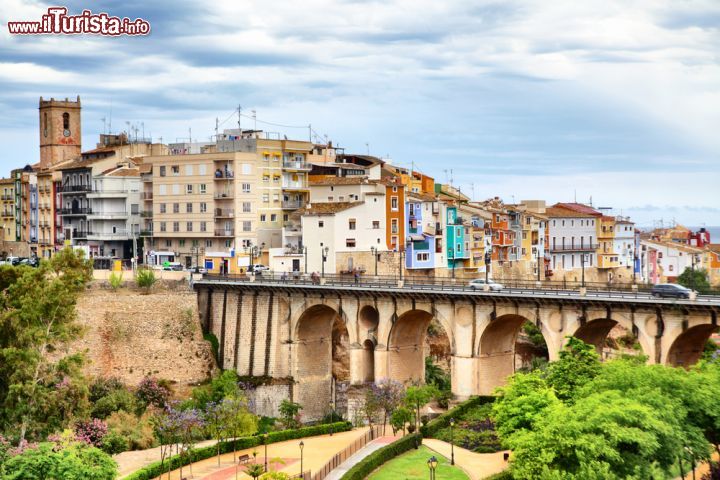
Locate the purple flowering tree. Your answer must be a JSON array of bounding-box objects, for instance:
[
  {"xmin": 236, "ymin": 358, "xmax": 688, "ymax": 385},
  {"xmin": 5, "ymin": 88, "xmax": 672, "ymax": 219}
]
[
  {"xmin": 74, "ymin": 418, "xmax": 108, "ymax": 448},
  {"xmin": 136, "ymin": 376, "xmax": 170, "ymax": 409},
  {"xmin": 371, "ymin": 380, "xmax": 406, "ymax": 434}
]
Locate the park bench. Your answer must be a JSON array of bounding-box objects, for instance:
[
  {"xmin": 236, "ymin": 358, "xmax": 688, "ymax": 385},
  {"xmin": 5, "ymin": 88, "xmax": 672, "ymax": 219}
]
[{"xmin": 237, "ymin": 454, "xmax": 250, "ymax": 464}]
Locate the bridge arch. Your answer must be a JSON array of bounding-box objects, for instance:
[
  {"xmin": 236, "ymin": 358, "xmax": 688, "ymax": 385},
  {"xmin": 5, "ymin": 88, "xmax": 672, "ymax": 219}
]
[
  {"xmin": 666, "ymin": 324, "xmax": 719, "ymax": 367},
  {"xmin": 293, "ymin": 304, "xmax": 349, "ymax": 420},
  {"xmin": 573, "ymin": 318, "xmax": 647, "ymax": 361},
  {"xmin": 477, "ymin": 314, "xmax": 550, "ymax": 394},
  {"xmin": 357, "ymin": 305, "xmax": 379, "ymax": 382},
  {"xmin": 386, "ymin": 308, "xmax": 451, "ymax": 385}
]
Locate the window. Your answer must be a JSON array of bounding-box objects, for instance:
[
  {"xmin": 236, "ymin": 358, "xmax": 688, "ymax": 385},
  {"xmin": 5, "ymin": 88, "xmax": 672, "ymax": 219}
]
[
  {"xmin": 417, "ymin": 252, "xmax": 429, "ymax": 262},
  {"xmin": 346, "ymin": 238, "xmax": 356, "ymax": 248},
  {"xmin": 206, "ymin": 240, "xmax": 213, "ymax": 247},
  {"xmin": 339, "ymin": 196, "xmax": 345, "ymax": 201},
  {"xmin": 349, "ymin": 219, "xmax": 356, "ymax": 230},
  {"xmin": 171, "ymin": 165, "xmax": 180, "ymax": 176},
  {"xmin": 372, "ymin": 221, "xmax": 380, "ymax": 229},
  {"xmin": 243, "ymin": 221, "xmax": 251, "ymax": 232},
  {"xmin": 173, "ymin": 222, "xmax": 179, "ymax": 232},
  {"xmin": 328, "ymin": 196, "xmax": 334, "ymax": 201},
  {"xmin": 391, "ymin": 196, "xmax": 398, "ymax": 210},
  {"xmin": 199, "ymin": 184, "xmax": 207, "ymax": 194},
  {"xmin": 186, "ymin": 165, "xmax": 193, "ymax": 176},
  {"xmin": 263, "ymin": 194, "xmax": 269, "ymax": 203},
  {"xmin": 160, "ymin": 222, "xmax": 166, "ymax": 232},
  {"xmin": 242, "ymin": 202, "xmax": 251, "ymax": 213},
  {"xmin": 242, "ymin": 164, "xmax": 251, "ymax": 175},
  {"xmin": 173, "ymin": 203, "xmax": 179, "ymax": 213},
  {"xmin": 263, "ymin": 175, "xmax": 270, "ymax": 183},
  {"xmin": 273, "ymin": 194, "xmax": 279, "ymax": 202},
  {"xmin": 200, "ymin": 221, "xmax": 207, "ymax": 232},
  {"xmin": 159, "ymin": 166, "xmax": 166, "ymax": 177},
  {"xmin": 186, "ymin": 184, "xmax": 193, "ymax": 194},
  {"xmin": 260, "ymin": 214, "xmax": 266, "ymax": 222},
  {"xmin": 186, "ymin": 222, "xmax": 193, "ymax": 232},
  {"xmin": 319, "ymin": 220, "xmax": 324, "ymax": 228},
  {"xmin": 391, "ymin": 219, "xmax": 398, "ymax": 233},
  {"xmin": 199, "ymin": 164, "xmax": 207, "ymax": 175},
  {"xmin": 186, "ymin": 203, "xmax": 193, "ymax": 213},
  {"xmin": 521, "ymin": 248, "xmax": 526, "ymax": 256},
  {"xmin": 225, "ymin": 240, "xmax": 232, "ymax": 248},
  {"xmin": 270, "ymin": 214, "xmax": 277, "ymax": 222},
  {"xmin": 391, "ymin": 236, "xmax": 398, "ymax": 247},
  {"xmin": 159, "ymin": 185, "xmax": 167, "ymax": 195},
  {"xmin": 242, "ymin": 183, "xmax": 250, "ymax": 193},
  {"xmin": 165, "ymin": 239, "xmax": 172, "ymax": 248},
  {"xmin": 192, "ymin": 240, "xmax": 199, "ymax": 247},
  {"xmin": 172, "ymin": 184, "xmax": 180, "ymax": 195},
  {"xmin": 179, "ymin": 239, "xmax": 185, "ymax": 247},
  {"xmin": 160, "ymin": 203, "xmax": 167, "ymax": 213},
  {"xmin": 522, "ymin": 231, "xmax": 527, "ymax": 240},
  {"xmin": 200, "ymin": 202, "xmax": 207, "ymax": 213}
]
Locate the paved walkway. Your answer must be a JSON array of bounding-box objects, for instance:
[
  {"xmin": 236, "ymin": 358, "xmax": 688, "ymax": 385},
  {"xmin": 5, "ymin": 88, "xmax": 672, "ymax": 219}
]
[
  {"xmin": 422, "ymin": 438, "xmax": 509, "ymax": 480},
  {"xmin": 323, "ymin": 436, "xmax": 397, "ymax": 480},
  {"xmin": 116, "ymin": 439, "xmax": 219, "ymax": 479},
  {"xmin": 131, "ymin": 427, "xmax": 370, "ymax": 480}
]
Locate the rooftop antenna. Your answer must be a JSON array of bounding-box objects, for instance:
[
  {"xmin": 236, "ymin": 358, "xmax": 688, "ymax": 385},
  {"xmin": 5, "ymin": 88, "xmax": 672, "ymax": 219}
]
[
  {"xmin": 108, "ymin": 100, "xmax": 112, "ymax": 134},
  {"xmin": 215, "ymin": 117, "xmax": 219, "ymax": 140},
  {"xmin": 237, "ymin": 104, "xmax": 241, "ymax": 133},
  {"xmin": 251, "ymin": 110, "xmax": 257, "ymax": 131},
  {"xmin": 141, "ymin": 122, "xmax": 145, "ymax": 140},
  {"xmin": 189, "ymin": 128, "xmax": 192, "ymax": 144},
  {"xmin": 365, "ymin": 143, "xmax": 369, "ymax": 155},
  {"xmin": 101, "ymin": 117, "xmax": 107, "ymax": 135},
  {"xmin": 590, "ymin": 195, "xmax": 593, "ymax": 207},
  {"xmin": 574, "ymin": 189, "xmax": 577, "ymax": 203}
]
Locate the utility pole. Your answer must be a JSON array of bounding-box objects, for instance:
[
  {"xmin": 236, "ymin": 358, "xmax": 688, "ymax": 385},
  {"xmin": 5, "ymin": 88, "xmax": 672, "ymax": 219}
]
[{"xmin": 237, "ymin": 104, "xmax": 242, "ymax": 133}]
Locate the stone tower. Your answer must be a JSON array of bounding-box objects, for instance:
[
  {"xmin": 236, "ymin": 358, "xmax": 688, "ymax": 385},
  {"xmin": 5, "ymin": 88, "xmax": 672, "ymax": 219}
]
[{"xmin": 39, "ymin": 96, "xmax": 82, "ymax": 168}]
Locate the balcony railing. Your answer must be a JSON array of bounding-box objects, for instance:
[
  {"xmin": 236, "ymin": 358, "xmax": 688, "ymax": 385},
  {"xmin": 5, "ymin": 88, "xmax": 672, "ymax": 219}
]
[
  {"xmin": 60, "ymin": 208, "xmax": 92, "ymax": 215},
  {"xmin": 214, "ymin": 191, "xmax": 235, "ymax": 199},
  {"xmin": 281, "ymin": 200, "xmax": 305, "ymax": 209},
  {"xmin": 59, "ymin": 185, "xmax": 91, "ymax": 193},
  {"xmin": 143, "ymin": 192, "xmax": 153, "ymax": 200},
  {"xmin": 87, "ymin": 211, "xmax": 128, "ymax": 218},
  {"xmin": 548, "ymin": 243, "xmax": 599, "ymax": 253},
  {"xmin": 71, "ymin": 230, "xmax": 93, "ymax": 238},
  {"xmin": 140, "ymin": 229, "xmax": 153, "ymax": 236},
  {"xmin": 1, "ymin": 194, "xmax": 13, "ymax": 200},
  {"xmin": 214, "ymin": 209, "xmax": 235, "ymax": 218},
  {"xmin": 282, "ymin": 160, "xmax": 312, "ymax": 171},
  {"xmin": 140, "ymin": 210, "xmax": 153, "ymax": 217},
  {"xmin": 214, "ymin": 229, "xmax": 235, "ymax": 237}
]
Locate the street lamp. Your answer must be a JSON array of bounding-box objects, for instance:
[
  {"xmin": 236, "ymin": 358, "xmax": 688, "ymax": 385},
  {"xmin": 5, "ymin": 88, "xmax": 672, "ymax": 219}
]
[
  {"xmin": 299, "ymin": 441, "xmax": 304, "ymax": 478},
  {"xmin": 370, "ymin": 246, "xmax": 378, "ymax": 276},
  {"xmin": 262, "ymin": 433, "xmax": 268, "ymax": 471},
  {"xmin": 485, "ymin": 251, "xmax": 491, "ymax": 284},
  {"xmin": 449, "ymin": 247, "xmax": 456, "ymax": 278},
  {"xmin": 321, "ymin": 246, "xmax": 329, "ymax": 278},
  {"xmin": 399, "ymin": 244, "xmax": 406, "ymax": 281},
  {"xmin": 303, "ymin": 246, "xmax": 308, "ymax": 274},
  {"xmin": 427, "ymin": 456, "xmax": 438, "ymax": 480},
  {"xmin": 449, "ymin": 417, "xmax": 455, "ymax": 465},
  {"xmin": 581, "ymin": 253, "xmax": 586, "ymax": 288},
  {"xmin": 329, "ymin": 401, "xmax": 335, "ymax": 435}
]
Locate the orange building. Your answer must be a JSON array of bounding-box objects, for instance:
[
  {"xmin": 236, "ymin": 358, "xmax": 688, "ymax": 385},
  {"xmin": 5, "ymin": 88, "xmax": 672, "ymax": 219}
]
[{"xmin": 384, "ymin": 178, "xmax": 405, "ymax": 250}]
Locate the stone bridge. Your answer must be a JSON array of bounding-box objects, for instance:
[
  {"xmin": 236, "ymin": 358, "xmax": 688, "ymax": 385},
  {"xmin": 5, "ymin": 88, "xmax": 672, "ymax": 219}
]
[{"xmin": 194, "ymin": 279, "xmax": 720, "ymax": 420}]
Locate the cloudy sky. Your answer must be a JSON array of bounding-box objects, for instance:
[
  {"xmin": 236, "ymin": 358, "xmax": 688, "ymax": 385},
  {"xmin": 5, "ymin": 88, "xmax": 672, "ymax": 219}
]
[{"xmin": 1, "ymin": 0, "xmax": 718, "ymax": 226}]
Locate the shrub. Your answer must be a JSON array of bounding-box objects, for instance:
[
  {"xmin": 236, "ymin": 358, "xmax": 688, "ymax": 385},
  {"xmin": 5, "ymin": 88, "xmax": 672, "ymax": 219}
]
[
  {"xmin": 106, "ymin": 411, "xmax": 157, "ymax": 450},
  {"xmin": 90, "ymin": 377, "xmax": 126, "ymax": 403},
  {"xmin": 108, "ymin": 272, "xmax": 123, "ymax": 291},
  {"xmin": 340, "ymin": 433, "xmax": 421, "ymax": 480},
  {"xmin": 278, "ymin": 400, "xmax": 302, "ymax": 430},
  {"xmin": 92, "ymin": 388, "xmax": 139, "ymax": 419},
  {"xmin": 74, "ymin": 418, "xmax": 108, "ymax": 448},
  {"xmin": 2, "ymin": 442, "xmax": 117, "ymax": 480},
  {"xmin": 135, "ymin": 268, "xmax": 156, "ymax": 293},
  {"xmin": 485, "ymin": 471, "xmax": 513, "ymax": 480},
  {"xmin": 124, "ymin": 422, "xmax": 351, "ymax": 480},
  {"xmin": 101, "ymin": 431, "xmax": 129, "ymax": 455},
  {"xmin": 204, "ymin": 333, "xmax": 220, "ymax": 363},
  {"xmin": 136, "ymin": 377, "xmax": 170, "ymax": 409}
]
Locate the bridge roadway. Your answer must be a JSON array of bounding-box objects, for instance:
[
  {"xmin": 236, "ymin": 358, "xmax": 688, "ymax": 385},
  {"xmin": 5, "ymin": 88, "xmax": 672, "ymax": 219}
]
[
  {"xmin": 194, "ymin": 273, "xmax": 719, "ymax": 421},
  {"xmin": 199, "ymin": 273, "xmax": 720, "ymax": 307}
]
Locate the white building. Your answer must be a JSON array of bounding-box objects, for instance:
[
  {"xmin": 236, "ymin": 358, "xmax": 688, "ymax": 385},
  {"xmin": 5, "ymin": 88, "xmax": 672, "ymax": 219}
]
[
  {"xmin": 301, "ymin": 200, "xmax": 388, "ymax": 275},
  {"xmin": 614, "ymin": 217, "xmax": 635, "ymax": 270},
  {"xmin": 546, "ymin": 207, "xmax": 597, "ymax": 272}
]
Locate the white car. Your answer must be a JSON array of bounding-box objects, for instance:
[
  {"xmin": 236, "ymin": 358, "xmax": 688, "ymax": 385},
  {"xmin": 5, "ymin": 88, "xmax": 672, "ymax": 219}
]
[
  {"xmin": 249, "ymin": 264, "xmax": 269, "ymax": 273},
  {"xmin": 469, "ymin": 279, "xmax": 504, "ymax": 291}
]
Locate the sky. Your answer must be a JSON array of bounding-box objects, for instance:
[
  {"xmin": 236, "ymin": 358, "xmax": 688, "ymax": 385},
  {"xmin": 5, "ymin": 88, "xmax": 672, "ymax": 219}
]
[{"xmin": 0, "ymin": 0, "xmax": 718, "ymax": 227}]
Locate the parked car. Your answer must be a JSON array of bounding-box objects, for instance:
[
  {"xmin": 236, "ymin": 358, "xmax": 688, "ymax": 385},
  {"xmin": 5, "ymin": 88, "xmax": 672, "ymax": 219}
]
[
  {"xmin": 651, "ymin": 283, "xmax": 693, "ymax": 299},
  {"xmin": 249, "ymin": 264, "xmax": 269, "ymax": 273},
  {"xmin": 469, "ymin": 278, "xmax": 504, "ymax": 291},
  {"xmin": 162, "ymin": 262, "xmax": 183, "ymax": 271}
]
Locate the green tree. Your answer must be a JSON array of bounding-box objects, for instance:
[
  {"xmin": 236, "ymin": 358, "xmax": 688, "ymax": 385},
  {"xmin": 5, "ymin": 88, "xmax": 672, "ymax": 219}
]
[
  {"xmin": 545, "ymin": 336, "xmax": 601, "ymax": 402},
  {"xmin": 135, "ymin": 268, "xmax": 156, "ymax": 294},
  {"xmin": 222, "ymin": 394, "xmax": 257, "ymax": 463},
  {"xmin": 390, "ymin": 406, "xmax": 412, "ymax": 435},
  {"xmin": 677, "ymin": 267, "xmax": 711, "ymax": 294},
  {"xmin": 278, "ymin": 400, "xmax": 302, "ymax": 430},
  {"xmin": 404, "ymin": 385, "xmax": 438, "ymax": 430},
  {"xmin": 2, "ymin": 442, "xmax": 117, "ymax": 480},
  {"xmin": 246, "ymin": 463, "xmax": 265, "ymax": 479},
  {"xmin": 190, "ymin": 370, "xmax": 240, "ymax": 410},
  {"xmin": 0, "ymin": 247, "xmax": 93, "ymax": 442}
]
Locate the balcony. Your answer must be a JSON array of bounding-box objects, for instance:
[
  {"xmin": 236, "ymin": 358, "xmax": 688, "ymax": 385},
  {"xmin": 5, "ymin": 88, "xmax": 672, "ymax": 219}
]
[
  {"xmin": 88, "ymin": 231, "xmax": 131, "ymax": 240},
  {"xmin": 60, "ymin": 208, "xmax": 92, "ymax": 216},
  {"xmin": 548, "ymin": 243, "xmax": 599, "ymax": 253},
  {"xmin": 87, "ymin": 211, "xmax": 128, "ymax": 220},
  {"xmin": 142, "ymin": 192, "xmax": 153, "ymax": 200},
  {"xmin": 140, "ymin": 229, "xmax": 153, "ymax": 237},
  {"xmin": 214, "ymin": 208, "xmax": 235, "ymax": 218},
  {"xmin": 59, "ymin": 185, "xmax": 91, "ymax": 193},
  {"xmin": 281, "ymin": 180, "xmax": 308, "ymax": 191},
  {"xmin": 214, "ymin": 229, "xmax": 235, "ymax": 237},
  {"xmin": 1, "ymin": 194, "xmax": 13, "ymax": 200},
  {"xmin": 282, "ymin": 160, "xmax": 312, "ymax": 171},
  {"xmin": 281, "ymin": 200, "xmax": 305, "ymax": 210},
  {"xmin": 140, "ymin": 210, "xmax": 153, "ymax": 217},
  {"xmin": 141, "ymin": 173, "xmax": 152, "ymax": 183},
  {"xmin": 71, "ymin": 230, "xmax": 93, "ymax": 239},
  {"xmin": 282, "ymin": 223, "xmax": 302, "ymax": 236},
  {"xmin": 213, "ymin": 171, "xmax": 234, "ymax": 180},
  {"xmin": 214, "ymin": 191, "xmax": 235, "ymax": 200}
]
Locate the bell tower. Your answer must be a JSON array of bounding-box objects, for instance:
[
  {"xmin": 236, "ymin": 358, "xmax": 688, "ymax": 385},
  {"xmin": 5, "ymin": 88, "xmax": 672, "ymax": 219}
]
[{"xmin": 39, "ymin": 96, "xmax": 82, "ymax": 168}]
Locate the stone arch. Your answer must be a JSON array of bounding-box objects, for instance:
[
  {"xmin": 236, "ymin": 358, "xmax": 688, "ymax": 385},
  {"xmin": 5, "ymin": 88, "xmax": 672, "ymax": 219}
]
[
  {"xmin": 666, "ymin": 324, "xmax": 719, "ymax": 367},
  {"xmin": 361, "ymin": 339, "xmax": 375, "ymax": 383},
  {"xmin": 477, "ymin": 314, "xmax": 551, "ymax": 394},
  {"xmin": 294, "ymin": 304, "xmax": 348, "ymax": 420},
  {"xmin": 357, "ymin": 305, "xmax": 379, "ymax": 382},
  {"xmin": 573, "ymin": 317, "xmax": 647, "ymax": 361},
  {"xmin": 386, "ymin": 309, "xmax": 450, "ymax": 385}
]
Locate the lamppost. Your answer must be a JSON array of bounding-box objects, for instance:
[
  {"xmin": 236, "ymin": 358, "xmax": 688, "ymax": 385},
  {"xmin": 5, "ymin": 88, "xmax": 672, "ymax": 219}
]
[
  {"xmin": 449, "ymin": 417, "xmax": 456, "ymax": 465},
  {"xmin": 329, "ymin": 401, "xmax": 336, "ymax": 435},
  {"xmin": 427, "ymin": 456, "xmax": 438, "ymax": 480},
  {"xmin": 370, "ymin": 246, "xmax": 378, "ymax": 276},
  {"xmin": 485, "ymin": 251, "xmax": 491, "ymax": 284},
  {"xmin": 581, "ymin": 252, "xmax": 586, "ymax": 288},
  {"xmin": 299, "ymin": 441, "xmax": 304, "ymax": 478},
  {"xmin": 262, "ymin": 432, "xmax": 268, "ymax": 471},
  {"xmin": 449, "ymin": 247, "xmax": 456, "ymax": 279},
  {"xmin": 321, "ymin": 246, "xmax": 329, "ymax": 278},
  {"xmin": 303, "ymin": 246, "xmax": 308, "ymax": 274},
  {"xmin": 399, "ymin": 245, "xmax": 405, "ymax": 281},
  {"xmin": 245, "ymin": 244, "xmax": 258, "ymax": 272},
  {"xmin": 691, "ymin": 253, "xmax": 700, "ymax": 292}
]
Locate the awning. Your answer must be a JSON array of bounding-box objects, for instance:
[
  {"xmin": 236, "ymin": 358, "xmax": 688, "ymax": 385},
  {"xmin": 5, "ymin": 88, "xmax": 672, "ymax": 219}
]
[
  {"xmin": 262, "ymin": 151, "xmax": 270, "ymax": 156},
  {"xmin": 272, "ymin": 152, "xmax": 282, "ymax": 157},
  {"xmin": 408, "ymin": 234, "xmax": 425, "ymax": 242}
]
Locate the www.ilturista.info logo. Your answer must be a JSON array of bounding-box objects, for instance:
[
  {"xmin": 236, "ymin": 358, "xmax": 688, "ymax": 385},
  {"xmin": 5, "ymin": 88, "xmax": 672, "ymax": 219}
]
[{"xmin": 8, "ymin": 7, "xmax": 150, "ymax": 36}]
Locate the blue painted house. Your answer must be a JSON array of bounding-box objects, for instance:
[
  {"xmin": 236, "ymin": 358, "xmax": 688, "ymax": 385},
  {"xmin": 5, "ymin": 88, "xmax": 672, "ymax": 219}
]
[
  {"xmin": 405, "ymin": 195, "xmax": 436, "ymax": 270},
  {"xmin": 446, "ymin": 206, "xmax": 468, "ymax": 270}
]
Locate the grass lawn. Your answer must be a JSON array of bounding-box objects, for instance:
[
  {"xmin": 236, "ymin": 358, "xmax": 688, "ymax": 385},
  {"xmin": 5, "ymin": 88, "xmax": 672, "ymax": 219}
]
[{"xmin": 368, "ymin": 445, "xmax": 470, "ymax": 480}]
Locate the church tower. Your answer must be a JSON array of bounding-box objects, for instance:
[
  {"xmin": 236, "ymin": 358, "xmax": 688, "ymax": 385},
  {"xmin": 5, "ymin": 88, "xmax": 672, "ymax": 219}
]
[{"xmin": 39, "ymin": 96, "xmax": 82, "ymax": 168}]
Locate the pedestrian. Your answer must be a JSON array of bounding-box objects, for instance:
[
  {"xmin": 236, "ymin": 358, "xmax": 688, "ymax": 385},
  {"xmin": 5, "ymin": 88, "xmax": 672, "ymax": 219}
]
[
  {"xmin": 281, "ymin": 271, "xmax": 288, "ymax": 283},
  {"xmin": 354, "ymin": 269, "xmax": 360, "ymax": 285}
]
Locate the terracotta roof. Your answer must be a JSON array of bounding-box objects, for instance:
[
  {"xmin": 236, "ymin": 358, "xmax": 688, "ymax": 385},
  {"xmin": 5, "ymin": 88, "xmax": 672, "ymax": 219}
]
[
  {"xmin": 641, "ymin": 239, "xmax": 705, "ymax": 254},
  {"xmin": 309, "ymin": 177, "xmax": 379, "ymax": 186},
  {"xmin": 139, "ymin": 164, "xmax": 152, "ymax": 174},
  {"xmin": 546, "ymin": 207, "xmax": 596, "ymax": 218},
  {"xmin": 601, "ymin": 215, "xmax": 616, "ymax": 221},
  {"xmin": 407, "ymin": 191, "xmax": 437, "ymax": 202},
  {"xmin": 706, "ymin": 244, "xmax": 720, "ymax": 253},
  {"xmin": 82, "ymin": 146, "xmax": 117, "ymax": 155},
  {"xmin": 105, "ymin": 168, "xmax": 139, "ymax": 177},
  {"xmin": 300, "ymin": 201, "xmax": 363, "ymax": 215},
  {"xmin": 56, "ymin": 157, "xmax": 95, "ymax": 170},
  {"xmin": 553, "ymin": 202, "xmax": 602, "ymax": 216}
]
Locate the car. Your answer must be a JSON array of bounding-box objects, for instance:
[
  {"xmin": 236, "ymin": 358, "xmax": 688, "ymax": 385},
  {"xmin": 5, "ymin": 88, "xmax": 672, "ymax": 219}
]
[
  {"xmin": 469, "ymin": 278, "xmax": 504, "ymax": 291},
  {"xmin": 249, "ymin": 264, "xmax": 269, "ymax": 273},
  {"xmin": 651, "ymin": 283, "xmax": 693, "ymax": 299},
  {"xmin": 4, "ymin": 256, "xmax": 19, "ymax": 266}
]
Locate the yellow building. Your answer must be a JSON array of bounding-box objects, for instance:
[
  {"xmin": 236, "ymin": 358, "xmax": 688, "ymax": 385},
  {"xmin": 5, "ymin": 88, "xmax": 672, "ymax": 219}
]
[
  {"xmin": 597, "ymin": 215, "xmax": 620, "ymax": 269},
  {"xmin": 0, "ymin": 177, "xmax": 14, "ymax": 241}
]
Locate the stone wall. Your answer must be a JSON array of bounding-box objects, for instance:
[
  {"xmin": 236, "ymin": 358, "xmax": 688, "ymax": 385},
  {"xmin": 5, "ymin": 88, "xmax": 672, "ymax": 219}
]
[
  {"xmin": 247, "ymin": 384, "xmax": 292, "ymax": 418},
  {"xmin": 69, "ymin": 286, "xmax": 217, "ymax": 386},
  {"xmin": 0, "ymin": 241, "xmax": 31, "ymax": 257}
]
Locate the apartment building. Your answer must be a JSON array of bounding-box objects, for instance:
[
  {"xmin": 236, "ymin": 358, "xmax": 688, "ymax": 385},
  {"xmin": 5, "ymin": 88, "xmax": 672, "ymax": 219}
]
[
  {"xmin": 0, "ymin": 178, "xmax": 14, "ymax": 241},
  {"xmin": 546, "ymin": 206, "xmax": 597, "ymax": 274},
  {"xmin": 640, "ymin": 240, "xmax": 704, "ymax": 284},
  {"xmin": 405, "ymin": 192, "xmax": 444, "ymax": 272},
  {"xmin": 614, "ymin": 216, "xmax": 635, "ymax": 270},
  {"xmin": 597, "ymin": 215, "xmax": 619, "ymax": 270},
  {"xmin": 446, "ymin": 206, "xmax": 469, "ymax": 274}
]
